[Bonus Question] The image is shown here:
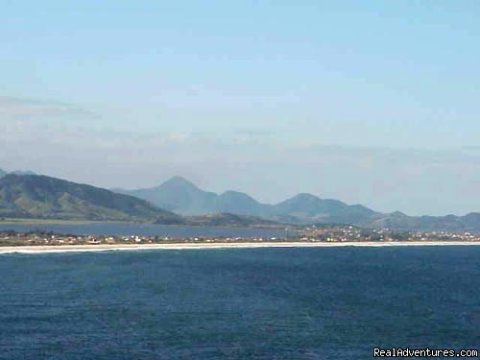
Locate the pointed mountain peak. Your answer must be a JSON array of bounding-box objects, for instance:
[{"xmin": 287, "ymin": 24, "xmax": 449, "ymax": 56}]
[
  {"xmin": 390, "ymin": 211, "xmax": 407, "ymax": 217},
  {"xmin": 159, "ymin": 176, "xmax": 202, "ymax": 192},
  {"xmin": 220, "ymin": 190, "xmax": 257, "ymax": 200},
  {"xmin": 163, "ymin": 175, "xmax": 194, "ymax": 185},
  {"xmin": 291, "ymin": 193, "xmax": 321, "ymax": 201}
]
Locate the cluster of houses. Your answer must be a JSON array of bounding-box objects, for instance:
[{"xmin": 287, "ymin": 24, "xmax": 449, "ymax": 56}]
[
  {"xmin": 1, "ymin": 227, "xmax": 479, "ymax": 246},
  {"xmin": 299, "ymin": 226, "xmax": 480, "ymax": 242},
  {"xmin": 0, "ymin": 232, "xmax": 284, "ymax": 246}
]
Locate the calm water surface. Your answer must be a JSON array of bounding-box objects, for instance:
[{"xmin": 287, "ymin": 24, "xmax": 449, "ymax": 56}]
[
  {"xmin": 0, "ymin": 247, "xmax": 479, "ymax": 359},
  {"xmin": 0, "ymin": 223, "xmax": 285, "ymax": 238}
]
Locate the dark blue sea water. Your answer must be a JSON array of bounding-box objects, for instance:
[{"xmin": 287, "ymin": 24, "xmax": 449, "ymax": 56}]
[
  {"xmin": 0, "ymin": 223, "xmax": 285, "ymax": 238},
  {"xmin": 1, "ymin": 247, "xmax": 479, "ymax": 359}
]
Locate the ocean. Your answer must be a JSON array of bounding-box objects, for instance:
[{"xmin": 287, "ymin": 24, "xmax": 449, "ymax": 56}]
[{"xmin": 1, "ymin": 247, "xmax": 479, "ymax": 359}]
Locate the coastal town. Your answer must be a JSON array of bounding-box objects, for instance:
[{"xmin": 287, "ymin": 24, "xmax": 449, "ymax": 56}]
[{"xmin": 1, "ymin": 226, "xmax": 479, "ymax": 247}]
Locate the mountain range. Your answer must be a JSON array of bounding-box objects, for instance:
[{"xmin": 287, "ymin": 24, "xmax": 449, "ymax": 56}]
[
  {"xmin": 0, "ymin": 169, "xmax": 36, "ymax": 177},
  {"xmin": 114, "ymin": 176, "xmax": 376, "ymax": 223},
  {"xmin": 0, "ymin": 174, "xmax": 182, "ymax": 223},
  {"xmin": 114, "ymin": 176, "xmax": 378, "ymax": 224},
  {"xmin": 0, "ymin": 174, "xmax": 277, "ymax": 227},
  {"xmin": 116, "ymin": 176, "xmax": 480, "ymax": 232},
  {"xmin": 0, "ymin": 171, "xmax": 479, "ymax": 232}
]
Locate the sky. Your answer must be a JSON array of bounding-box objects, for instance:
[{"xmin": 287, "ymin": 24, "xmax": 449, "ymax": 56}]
[{"xmin": 1, "ymin": 0, "xmax": 480, "ymax": 216}]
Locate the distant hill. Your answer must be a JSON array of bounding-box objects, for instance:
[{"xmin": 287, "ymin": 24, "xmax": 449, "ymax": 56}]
[
  {"xmin": 116, "ymin": 176, "xmax": 379, "ymax": 224},
  {"xmin": 0, "ymin": 174, "xmax": 183, "ymax": 223},
  {"xmin": 114, "ymin": 176, "xmax": 218, "ymax": 215},
  {"xmin": 0, "ymin": 169, "xmax": 36, "ymax": 178},
  {"xmin": 185, "ymin": 212, "xmax": 279, "ymax": 228},
  {"xmin": 0, "ymin": 174, "xmax": 284, "ymax": 227},
  {"xmin": 273, "ymin": 193, "xmax": 377, "ymax": 224},
  {"xmin": 116, "ymin": 176, "xmax": 480, "ymax": 232},
  {"xmin": 3, "ymin": 173, "xmax": 479, "ymax": 232},
  {"xmin": 10, "ymin": 170, "xmax": 37, "ymax": 176},
  {"xmin": 366, "ymin": 211, "xmax": 480, "ymax": 233},
  {"xmin": 216, "ymin": 191, "xmax": 270, "ymax": 217},
  {"xmin": 115, "ymin": 176, "xmax": 272, "ymax": 216}
]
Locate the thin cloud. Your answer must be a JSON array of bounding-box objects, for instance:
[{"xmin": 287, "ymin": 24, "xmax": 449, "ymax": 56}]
[{"xmin": 0, "ymin": 96, "xmax": 98, "ymax": 119}]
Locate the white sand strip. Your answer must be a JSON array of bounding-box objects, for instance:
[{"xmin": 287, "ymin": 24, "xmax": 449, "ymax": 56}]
[{"xmin": 0, "ymin": 241, "xmax": 480, "ymax": 254}]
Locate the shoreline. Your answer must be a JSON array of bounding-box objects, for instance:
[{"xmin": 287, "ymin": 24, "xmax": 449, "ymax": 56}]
[{"xmin": 1, "ymin": 241, "xmax": 480, "ymax": 254}]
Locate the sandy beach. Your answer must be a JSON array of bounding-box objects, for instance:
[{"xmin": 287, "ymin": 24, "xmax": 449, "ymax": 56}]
[{"xmin": 1, "ymin": 241, "xmax": 480, "ymax": 254}]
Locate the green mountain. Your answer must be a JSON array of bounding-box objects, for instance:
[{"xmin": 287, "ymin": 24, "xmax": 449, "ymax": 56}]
[
  {"xmin": 0, "ymin": 169, "xmax": 37, "ymax": 178},
  {"xmin": 117, "ymin": 176, "xmax": 218, "ymax": 215},
  {"xmin": 0, "ymin": 174, "xmax": 183, "ymax": 223},
  {"xmin": 115, "ymin": 176, "xmax": 270, "ymax": 216},
  {"xmin": 185, "ymin": 212, "xmax": 279, "ymax": 228},
  {"xmin": 117, "ymin": 176, "xmax": 480, "ymax": 232},
  {"xmin": 216, "ymin": 191, "xmax": 270, "ymax": 217},
  {"xmin": 0, "ymin": 174, "xmax": 282, "ymax": 227},
  {"xmin": 366, "ymin": 211, "xmax": 480, "ymax": 233},
  {"xmin": 4, "ymin": 173, "xmax": 477, "ymax": 231},
  {"xmin": 273, "ymin": 193, "xmax": 377, "ymax": 224},
  {"xmin": 10, "ymin": 170, "xmax": 37, "ymax": 176}
]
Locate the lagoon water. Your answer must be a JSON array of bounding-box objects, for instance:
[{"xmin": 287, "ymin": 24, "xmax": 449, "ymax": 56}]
[
  {"xmin": 1, "ymin": 247, "xmax": 479, "ymax": 359},
  {"xmin": 0, "ymin": 223, "xmax": 285, "ymax": 239}
]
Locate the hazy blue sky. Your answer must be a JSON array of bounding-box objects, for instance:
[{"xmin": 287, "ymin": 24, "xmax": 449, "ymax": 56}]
[{"xmin": 1, "ymin": 1, "xmax": 480, "ymax": 215}]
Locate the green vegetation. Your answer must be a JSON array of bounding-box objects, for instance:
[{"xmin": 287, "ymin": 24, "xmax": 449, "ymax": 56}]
[
  {"xmin": 117, "ymin": 176, "xmax": 480, "ymax": 232},
  {"xmin": 0, "ymin": 218, "xmax": 122, "ymax": 225},
  {"xmin": 185, "ymin": 213, "xmax": 280, "ymax": 227},
  {"xmin": 2, "ymin": 173, "xmax": 480, "ymax": 232},
  {"xmin": 0, "ymin": 175, "xmax": 281, "ymax": 227},
  {"xmin": 0, "ymin": 174, "xmax": 183, "ymax": 223},
  {"xmin": 116, "ymin": 176, "xmax": 377, "ymax": 223}
]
